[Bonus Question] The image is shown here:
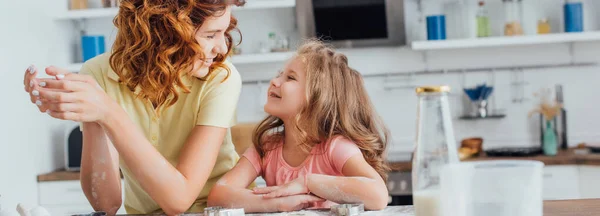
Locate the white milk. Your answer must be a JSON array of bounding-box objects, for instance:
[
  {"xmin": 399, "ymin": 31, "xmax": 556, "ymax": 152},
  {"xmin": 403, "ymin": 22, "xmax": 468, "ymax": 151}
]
[{"xmin": 413, "ymin": 189, "xmax": 441, "ymax": 216}]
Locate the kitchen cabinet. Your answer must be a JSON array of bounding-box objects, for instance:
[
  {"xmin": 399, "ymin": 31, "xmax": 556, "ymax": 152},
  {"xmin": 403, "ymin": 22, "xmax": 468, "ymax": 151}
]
[
  {"xmin": 542, "ymin": 165, "xmax": 580, "ymax": 200},
  {"xmin": 37, "ymin": 180, "xmax": 126, "ymax": 216},
  {"xmin": 38, "ymin": 178, "xmax": 267, "ymax": 215},
  {"xmin": 578, "ymin": 165, "xmax": 600, "ymax": 199}
]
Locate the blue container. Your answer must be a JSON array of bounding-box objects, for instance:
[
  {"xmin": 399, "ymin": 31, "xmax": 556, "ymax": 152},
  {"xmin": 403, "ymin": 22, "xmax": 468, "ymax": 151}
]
[
  {"xmin": 81, "ymin": 35, "xmax": 106, "ymax": 62},
  {"xmin": 564, "ymin": 2, "xmax": 583, "ymax": 32},
  {"xmin": 427, "ymin": 15, "xmax": 446, "ymax": 40}
]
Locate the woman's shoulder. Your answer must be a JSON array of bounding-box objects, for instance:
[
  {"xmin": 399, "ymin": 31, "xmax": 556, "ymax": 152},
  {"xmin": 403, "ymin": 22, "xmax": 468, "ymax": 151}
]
[{"xmin": 80, "ymin": 53, "xmax": 111, "ymax": 75}]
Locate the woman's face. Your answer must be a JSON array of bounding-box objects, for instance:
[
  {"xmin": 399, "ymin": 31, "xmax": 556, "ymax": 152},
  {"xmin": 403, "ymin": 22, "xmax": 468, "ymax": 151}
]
[{"xmin": 192, "ymin": 6, "xmax": 231, "ymax": 78}]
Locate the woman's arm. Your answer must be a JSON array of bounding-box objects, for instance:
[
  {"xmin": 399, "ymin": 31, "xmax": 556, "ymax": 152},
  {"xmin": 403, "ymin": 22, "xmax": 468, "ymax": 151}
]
[
  {"xmin": 36, "ymin": 66, "xmax": 244, "ymax": 215},
  {"xmin": 99, "ymin": 106, "xmax": 226, "ymax": 215},
  {"xmin": 255, "ymin": 155, "xmax": 389, "ymax": 210},
  {"xmin": 80, "ymin": 122, "xmax": 122, "ymax": 215},
  {"xmin": 208, "ymin": 157, "xmax": 325, "ymax": 213}
]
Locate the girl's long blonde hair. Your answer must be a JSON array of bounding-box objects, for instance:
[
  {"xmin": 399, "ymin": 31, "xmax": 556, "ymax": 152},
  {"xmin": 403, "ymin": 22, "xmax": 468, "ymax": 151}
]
[
  {"xmin": 109, "ymin": 0, "xmax": 245, "ymax": 111},
  {"xmin": 253, "ymin": 39, "xmax": 391, "ymax": 181}
]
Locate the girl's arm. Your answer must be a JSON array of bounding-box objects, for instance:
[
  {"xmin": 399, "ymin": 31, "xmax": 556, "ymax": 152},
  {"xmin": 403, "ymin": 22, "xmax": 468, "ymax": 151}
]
[
  {"xmin": 79, "ymin": 122, "xmax": 122, "ymax": 215},
  {"xmin": 255, "ymin": 155, "xmax": 389, "ymax": 210},
  {"xmin": 207, "ymin": 157, "xmax": 324, "ymax": 213}
]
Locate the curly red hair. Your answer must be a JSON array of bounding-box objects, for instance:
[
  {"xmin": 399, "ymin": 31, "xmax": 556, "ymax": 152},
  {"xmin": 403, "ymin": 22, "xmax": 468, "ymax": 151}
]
[{"xmin": 109, "ymin": 0, "xmax": 245, "ymax": 111}]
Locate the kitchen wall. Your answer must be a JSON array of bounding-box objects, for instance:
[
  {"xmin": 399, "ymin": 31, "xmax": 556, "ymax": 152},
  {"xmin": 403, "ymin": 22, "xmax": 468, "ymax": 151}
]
[
  {"xmin": 0, "ymin": 0, "xmax": 76, "ymax": 209},
  {"xmin": 1, "ymin": 0, "xmax": 600, "ymax": 208}
]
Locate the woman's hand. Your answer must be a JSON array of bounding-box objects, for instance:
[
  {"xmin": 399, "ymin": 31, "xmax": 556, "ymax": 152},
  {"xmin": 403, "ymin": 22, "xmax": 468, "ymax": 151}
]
[
  {"xmin": 275, "ymin": 194, "xmax": 324, "ymax": 212},
  {"xmin": 32, "ymin": 66, "xmax": 113, "ymax": 123},
  {"xmin": 23, "ymin": 65, "xmax": 49, "ymax": 112},
  {"xmin": 253, "ymin": 175, "xmax": 309, "ymax": 198}
]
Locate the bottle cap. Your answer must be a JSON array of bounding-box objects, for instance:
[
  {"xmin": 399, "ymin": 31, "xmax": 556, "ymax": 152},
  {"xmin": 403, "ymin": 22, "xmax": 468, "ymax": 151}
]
[{"xmin": 416, "ymin": 85, "xmax": 451, "ymax": 93}]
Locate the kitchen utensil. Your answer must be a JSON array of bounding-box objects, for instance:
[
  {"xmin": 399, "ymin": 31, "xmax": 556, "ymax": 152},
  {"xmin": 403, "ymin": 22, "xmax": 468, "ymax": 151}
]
[
  {"xmin": 203, "ymin": 207, "xmax": 244, "ymax": 216},
  {"xmin": 463, "ymin": 84, "xmax": 494, "ymax": 118},
  {"xmin": 330, "ymin": 204, "xmax": 364, "ymax": 216},
  {"xmin": 412, "ymin": 86, "xmax": 460, "ymax": 216},
  {"xmin": 440, "ymin": 160, "xmax": 543, "ymax": 216}
]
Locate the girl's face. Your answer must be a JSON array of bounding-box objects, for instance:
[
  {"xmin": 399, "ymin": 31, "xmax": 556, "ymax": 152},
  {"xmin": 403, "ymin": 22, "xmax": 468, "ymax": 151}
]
[
  {"xmin": 192, "ymin": 6, "xmax": 231, "ymax": 77},
  {"xmin": 264, "ymin": 57, "xmax": 307, "ymax": 121}
]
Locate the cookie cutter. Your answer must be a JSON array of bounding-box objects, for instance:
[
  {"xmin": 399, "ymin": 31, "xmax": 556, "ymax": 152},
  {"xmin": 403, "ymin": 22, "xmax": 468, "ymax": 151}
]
[
  {"xmin": 203, "ymin": 206, "xmax": 244, "ymax": 216},
  {"xmin": 330, "ymin": 204, "xmax": 364, "ymax": 216}
]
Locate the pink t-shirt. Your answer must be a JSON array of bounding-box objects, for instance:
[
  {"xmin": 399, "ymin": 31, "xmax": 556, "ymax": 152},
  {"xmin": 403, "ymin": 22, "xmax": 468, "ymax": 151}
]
[{"xmin": 242, "ymin": 135, "xmax": 362, "ymax": 209}]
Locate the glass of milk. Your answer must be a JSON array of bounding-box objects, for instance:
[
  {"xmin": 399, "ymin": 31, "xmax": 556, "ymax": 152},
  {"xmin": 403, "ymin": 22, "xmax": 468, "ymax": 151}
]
[{"xmin": 439, "ymin": 160, "xmax": 544, "ymax": 216}]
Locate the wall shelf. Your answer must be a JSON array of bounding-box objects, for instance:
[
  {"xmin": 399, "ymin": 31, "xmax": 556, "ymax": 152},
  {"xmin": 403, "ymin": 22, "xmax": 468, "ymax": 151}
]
[
  {"xmin": 54, "ymin": 0, "xmax": 295, "ymax": 20},
  {"xmin": 411, "ymin": 31, "xmax": 600, "ymax": 50},
  {"xmin": 65, "ymin": 51, "xmax": 295, "ymax": 72}
]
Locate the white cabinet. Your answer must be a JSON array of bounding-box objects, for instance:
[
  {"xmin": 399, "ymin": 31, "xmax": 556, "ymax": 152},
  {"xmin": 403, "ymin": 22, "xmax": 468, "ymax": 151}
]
[
  {"xmin": 578, "ymin": 166, "xmax": 600, "ymax": 199},
  {"xmin": 37, "ymin": 180, "xmax": 126, "ymax": 216},
  {"xmin": 542, "ymin": 165, "xmax": 580, "ymax": 200}
]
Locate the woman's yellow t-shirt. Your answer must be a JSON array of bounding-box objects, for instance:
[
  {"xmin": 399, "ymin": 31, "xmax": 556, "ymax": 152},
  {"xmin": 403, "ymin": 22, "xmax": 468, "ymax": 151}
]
[{"xmin": 79, "ymin": 53, "xmax": 242, "ymax": 214}]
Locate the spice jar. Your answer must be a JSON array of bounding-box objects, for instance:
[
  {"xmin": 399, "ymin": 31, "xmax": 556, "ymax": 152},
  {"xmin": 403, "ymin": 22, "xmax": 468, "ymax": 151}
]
[
  {"xmin": 503, "ymin": 0, "xmax": 524, "ymax": 36},
  {"xmin": 70, "ymin": 0, "xmax": 88, "ymax": 10}
]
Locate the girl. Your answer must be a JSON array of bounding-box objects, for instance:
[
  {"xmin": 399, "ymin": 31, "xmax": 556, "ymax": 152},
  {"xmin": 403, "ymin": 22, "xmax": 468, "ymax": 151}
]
[
  {"xmin": 208, "ymin": 39, "xmax": 390, "ymax": 212},
  {"xmin": 22, "ymin": 0, "xmax": 245, "ymax": 215}
]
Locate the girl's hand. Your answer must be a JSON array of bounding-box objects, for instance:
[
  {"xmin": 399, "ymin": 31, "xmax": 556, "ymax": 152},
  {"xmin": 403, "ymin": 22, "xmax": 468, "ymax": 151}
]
[
  {"xmin": 34, "ymin": 66, "xmax": 113, "ymax": 123},
  {"xmin": 253, "ymin": 175, "xmax": 309, "ymax": 198},
  {"xmin": 276, "ymin": 194, "xmax": 324, "ymax": 212}
]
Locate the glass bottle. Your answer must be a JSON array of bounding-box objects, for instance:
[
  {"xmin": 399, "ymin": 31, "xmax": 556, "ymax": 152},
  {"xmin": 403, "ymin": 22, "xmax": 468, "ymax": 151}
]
[
  {"xmin": 476, "ymin": 1, "xmax": 491, "ymax": 37},
  {"xmin": 503, "ymin": 0, "xmax": 524, "ymax": 36},
  {"xmin": 412, "ymin": 86, "xmax": 460, "ymax": 216}
]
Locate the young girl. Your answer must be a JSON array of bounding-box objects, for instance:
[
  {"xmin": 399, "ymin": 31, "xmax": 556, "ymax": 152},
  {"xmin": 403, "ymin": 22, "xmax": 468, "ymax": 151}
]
[{"xmin": 208, "ymin": 39, "xmax": 390, "ymax": 212}]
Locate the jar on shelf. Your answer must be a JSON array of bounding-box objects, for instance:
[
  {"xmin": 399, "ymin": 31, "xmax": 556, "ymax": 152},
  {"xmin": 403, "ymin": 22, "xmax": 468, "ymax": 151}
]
[
  {"xmin": 70, "ymin": 0, "xmax": 88, "ymax": 10},
  {"xmin": 503, "ymin": 0, "xmax": 524, "ymax": 36},
  {"xmin": 564, "ymin": 0, "xmax": 584, "ymax": 32},
  {"xmin": 101, "ymin": 0, "xmax": 118, "ymax": 8},
  {"xmin": 537, "ymin": 18, "xmax": 551, "ymax": 34}
]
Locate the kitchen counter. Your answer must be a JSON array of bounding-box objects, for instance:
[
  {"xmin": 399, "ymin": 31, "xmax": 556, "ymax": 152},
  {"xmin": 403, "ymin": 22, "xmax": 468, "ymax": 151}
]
[
  {"xmin": 389, "ymin": 148, "xmax": 600, "ymax": 172},
  {"xmin": 94, "ymin": 199, "xmax": 598, "ymax": 215},
  {"xmin": 38, "ymin": 148, "xmax": 600, "ymax": 181},
  {"xmin": 250, "ymin": 199, "xmax": 600, "ymax": 215}
]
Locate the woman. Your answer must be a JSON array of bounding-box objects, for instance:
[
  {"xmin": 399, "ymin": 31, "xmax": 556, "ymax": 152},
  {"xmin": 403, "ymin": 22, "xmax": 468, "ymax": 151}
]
[{"xmin": 20, "ymin": 0, "xmax": 287, "ymax": 215}]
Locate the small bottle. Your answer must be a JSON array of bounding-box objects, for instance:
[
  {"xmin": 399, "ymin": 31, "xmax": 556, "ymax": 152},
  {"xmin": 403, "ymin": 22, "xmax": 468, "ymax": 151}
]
[
  {"xmin": 268, "ymin": 32, "xmax": 277, "ymax": 52},
  {"xmin": 412, "ymin": 86, "xmax": 460, "ymax": 216},
  {"xmin": 476, "ymin": 1, "xmax": 491, "ymax": 37}
]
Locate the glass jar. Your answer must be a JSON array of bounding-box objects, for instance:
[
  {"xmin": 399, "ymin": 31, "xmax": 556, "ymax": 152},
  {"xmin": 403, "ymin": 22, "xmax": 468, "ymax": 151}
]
[
  {"xmin": 503, "ymin": 0, "xmax": 524, "ymax": 36},
  {"xmin": 412, "ymin": 86, "xmax": 460, "ymax": 216},
  {"xmin": 70, "ymin": 0, "xmax": 88, "ymax": 10},
  {"xmin": 537, "ymin": 18, "xmax": 551, "ymax": 34}
]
